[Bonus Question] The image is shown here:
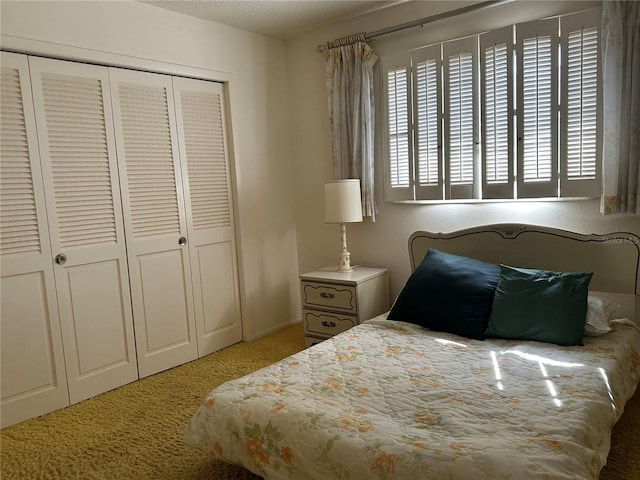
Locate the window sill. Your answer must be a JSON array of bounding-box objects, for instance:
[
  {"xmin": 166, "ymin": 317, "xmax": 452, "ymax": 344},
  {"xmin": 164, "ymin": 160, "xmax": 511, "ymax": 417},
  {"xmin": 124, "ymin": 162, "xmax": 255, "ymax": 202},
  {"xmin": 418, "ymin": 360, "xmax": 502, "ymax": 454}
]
[{"xmin": 386, "ymin": 196, "xmax": 598, "ymax": 205}]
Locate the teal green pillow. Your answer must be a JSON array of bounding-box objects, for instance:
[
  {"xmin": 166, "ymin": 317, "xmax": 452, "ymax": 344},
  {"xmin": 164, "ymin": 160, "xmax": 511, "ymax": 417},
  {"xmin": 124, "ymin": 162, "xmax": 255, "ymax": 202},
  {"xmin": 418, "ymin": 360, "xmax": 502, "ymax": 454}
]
[{"xmin": 485, "ymin": 265, "xmax": 593, "ymax": 346}]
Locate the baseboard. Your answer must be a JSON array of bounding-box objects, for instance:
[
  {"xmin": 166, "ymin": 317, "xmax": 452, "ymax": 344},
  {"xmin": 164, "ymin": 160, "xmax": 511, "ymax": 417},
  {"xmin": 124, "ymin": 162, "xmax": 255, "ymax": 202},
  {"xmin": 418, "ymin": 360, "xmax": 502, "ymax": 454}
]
[{"xmin": 244, "ymin": 318, "xmax": 302, "ymax": 342}]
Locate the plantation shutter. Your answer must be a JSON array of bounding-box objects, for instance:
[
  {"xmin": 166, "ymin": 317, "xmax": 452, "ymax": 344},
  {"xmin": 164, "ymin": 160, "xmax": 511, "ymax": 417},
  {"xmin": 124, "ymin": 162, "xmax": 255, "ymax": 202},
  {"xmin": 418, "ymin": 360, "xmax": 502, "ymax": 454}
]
[
  {"xmin": 481, "ymin": 26, "xmax": 514, "ymax": 199},
  {"xmin": 382, "ymin": 53, "xmax": 413, "ymax": 201},
  {"xmin": 560, "ymin": 9, "xmax": 601, "ymax": 198},
  {"xmin": 517, "ymin": 18, "xmax": 559, "ymax": 198},
  {"xmin": 443, "ymin": 37, "xmax": 478, "ymax": 199},
  {"xmin": 412, "ymin": 45, "xmax": 443, "ymax": 200}
]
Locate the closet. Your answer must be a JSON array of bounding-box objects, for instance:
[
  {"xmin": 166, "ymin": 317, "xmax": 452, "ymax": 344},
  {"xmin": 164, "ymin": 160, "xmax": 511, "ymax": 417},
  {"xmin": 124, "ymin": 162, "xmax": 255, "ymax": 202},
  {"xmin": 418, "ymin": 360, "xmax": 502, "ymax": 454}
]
[{"xmin": 0, "ymin": 52, "xmax": 242, "ymax": 428}]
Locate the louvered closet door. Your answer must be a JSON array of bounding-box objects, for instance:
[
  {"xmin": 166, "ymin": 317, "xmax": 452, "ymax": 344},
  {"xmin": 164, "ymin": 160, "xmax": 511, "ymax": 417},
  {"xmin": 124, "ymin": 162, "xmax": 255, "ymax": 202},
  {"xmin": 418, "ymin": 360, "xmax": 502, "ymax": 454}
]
[
  {"xmin": 0, "ymin": 52, "xmax": 70, "ymax": 427},
  {"xmin": 173, "ymin": 77, "xmax": 242, "ymax": 357},
  {"xmin": 28, "ymin": 57, "xmax": 138, "ymax": 404},
  {"xmin": 109, "ymin": 68, "xmax": 198, "ymax": 377}
]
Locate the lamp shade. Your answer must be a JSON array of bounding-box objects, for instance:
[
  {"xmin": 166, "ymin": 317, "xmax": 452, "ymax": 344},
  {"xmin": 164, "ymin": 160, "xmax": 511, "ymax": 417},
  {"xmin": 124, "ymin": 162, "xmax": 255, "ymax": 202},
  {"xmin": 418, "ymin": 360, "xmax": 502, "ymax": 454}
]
[{"xmin": 324, "ymin": 179, "xmax": 363, "ymax": 224}]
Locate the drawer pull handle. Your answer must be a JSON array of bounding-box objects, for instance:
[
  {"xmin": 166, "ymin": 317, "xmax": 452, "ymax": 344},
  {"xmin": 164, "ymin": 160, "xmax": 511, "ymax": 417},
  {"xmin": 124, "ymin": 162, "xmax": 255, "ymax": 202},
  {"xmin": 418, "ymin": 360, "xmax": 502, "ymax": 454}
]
[
  {"xmin": 322, "ymin": 321, "xmax": 337, "ymax": 328},
  {"xmin": 320, "ymin": 292, "xmax": 335, "ymax": 299}
]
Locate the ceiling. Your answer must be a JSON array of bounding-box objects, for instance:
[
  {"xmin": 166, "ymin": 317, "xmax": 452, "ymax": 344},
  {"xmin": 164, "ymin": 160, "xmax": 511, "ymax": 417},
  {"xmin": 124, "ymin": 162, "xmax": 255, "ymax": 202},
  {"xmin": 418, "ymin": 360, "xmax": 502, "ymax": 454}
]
[{"xmin": 139, "ymin": 0, "xmax": 407, "ymax": 40}]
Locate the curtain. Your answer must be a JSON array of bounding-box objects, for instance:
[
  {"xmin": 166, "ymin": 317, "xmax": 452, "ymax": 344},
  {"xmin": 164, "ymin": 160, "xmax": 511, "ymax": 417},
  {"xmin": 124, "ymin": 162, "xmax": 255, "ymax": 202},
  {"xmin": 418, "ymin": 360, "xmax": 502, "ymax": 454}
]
[
  {"xmin": 326, "ymin": 39, "xmax": 378, "ymax": 221},
  {"xmin": 601, "ymin": 1, "xmax": 640, "ymax": 215}
]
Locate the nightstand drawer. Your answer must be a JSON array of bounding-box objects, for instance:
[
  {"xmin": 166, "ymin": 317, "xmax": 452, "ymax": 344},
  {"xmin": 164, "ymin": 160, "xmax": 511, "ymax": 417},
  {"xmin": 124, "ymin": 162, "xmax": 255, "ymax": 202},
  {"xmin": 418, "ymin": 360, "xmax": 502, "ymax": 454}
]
[
  {"xmin": 303, "ymin": 309, "xmax": 357, "ymax": 337},
  {"xmin": 304, "ymin": 336, "xmax": 324, "ymax": 348},
  {"xmin": 301, "ymin": 281, "xmax": 356, "ymax": 313}
]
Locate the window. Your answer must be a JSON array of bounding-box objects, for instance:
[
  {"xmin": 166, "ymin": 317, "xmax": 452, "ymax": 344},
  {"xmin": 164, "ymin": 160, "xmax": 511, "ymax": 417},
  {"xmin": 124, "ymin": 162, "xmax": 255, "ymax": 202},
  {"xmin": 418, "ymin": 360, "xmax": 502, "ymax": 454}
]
[{"xmin": 381, "ymin": 9, "xmax": 601, "ymax": 202}]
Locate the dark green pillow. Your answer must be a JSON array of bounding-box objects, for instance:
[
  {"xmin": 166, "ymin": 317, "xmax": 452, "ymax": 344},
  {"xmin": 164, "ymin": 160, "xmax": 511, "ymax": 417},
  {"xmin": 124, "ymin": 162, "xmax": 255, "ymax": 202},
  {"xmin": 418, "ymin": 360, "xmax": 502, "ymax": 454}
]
[
  {"xmin": 387, "ymin": 249, "xmax": 500, "ymax": 340},
  {"xmin": 485, "ymin": 265, "xmax": 593, "ymax": 346}
]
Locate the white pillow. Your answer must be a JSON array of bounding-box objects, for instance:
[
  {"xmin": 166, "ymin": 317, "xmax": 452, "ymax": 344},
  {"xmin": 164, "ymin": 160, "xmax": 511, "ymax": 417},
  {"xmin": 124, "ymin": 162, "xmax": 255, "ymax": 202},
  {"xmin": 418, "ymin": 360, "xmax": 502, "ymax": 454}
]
[{"xmin": 584, "ymin": 295, "xmax": 618, "ymax": 336}]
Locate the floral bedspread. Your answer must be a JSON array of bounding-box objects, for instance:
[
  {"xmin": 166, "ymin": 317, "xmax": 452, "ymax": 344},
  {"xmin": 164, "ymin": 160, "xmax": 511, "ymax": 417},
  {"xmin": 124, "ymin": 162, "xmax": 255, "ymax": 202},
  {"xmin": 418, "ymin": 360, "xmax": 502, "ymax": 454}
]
[{"xmin": 184, "ymin": 316, "xmax": 640, "ymax": 480}]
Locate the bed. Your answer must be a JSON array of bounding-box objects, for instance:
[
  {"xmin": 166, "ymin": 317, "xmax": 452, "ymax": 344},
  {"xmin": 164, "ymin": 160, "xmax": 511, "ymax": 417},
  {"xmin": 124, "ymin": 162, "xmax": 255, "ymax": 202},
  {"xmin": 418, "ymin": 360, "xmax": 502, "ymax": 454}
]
[{"xmin": 185, "ymin": 224, "xmax": 640, "ymax": 480}]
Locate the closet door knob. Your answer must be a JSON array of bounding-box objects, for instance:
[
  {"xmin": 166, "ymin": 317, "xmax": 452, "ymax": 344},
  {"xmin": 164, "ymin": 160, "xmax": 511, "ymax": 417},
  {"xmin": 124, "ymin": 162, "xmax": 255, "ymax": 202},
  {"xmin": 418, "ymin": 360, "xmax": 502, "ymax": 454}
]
[
  {"xmin": 178, "ymin": 237, "xmax": 187, "ymax": 246},
  {"xmin": 55, "ymin": 253, "xmax": 67, "ymax": 265}
]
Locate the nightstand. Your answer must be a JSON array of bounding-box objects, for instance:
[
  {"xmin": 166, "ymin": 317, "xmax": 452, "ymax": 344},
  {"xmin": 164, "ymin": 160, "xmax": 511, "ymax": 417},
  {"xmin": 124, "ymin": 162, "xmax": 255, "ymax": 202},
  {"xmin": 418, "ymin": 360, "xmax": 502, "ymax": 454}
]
[{"xmin": 300, "ymin": 266, "xmax": 390, "ymax": 347}]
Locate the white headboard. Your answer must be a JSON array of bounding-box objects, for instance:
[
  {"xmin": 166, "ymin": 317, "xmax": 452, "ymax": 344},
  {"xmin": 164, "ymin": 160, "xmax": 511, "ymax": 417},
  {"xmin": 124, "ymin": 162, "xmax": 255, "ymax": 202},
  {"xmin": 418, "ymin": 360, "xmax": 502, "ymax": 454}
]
[{"xmin": 409, "ymin": 224, "xmax": 640, "ymax": 321}]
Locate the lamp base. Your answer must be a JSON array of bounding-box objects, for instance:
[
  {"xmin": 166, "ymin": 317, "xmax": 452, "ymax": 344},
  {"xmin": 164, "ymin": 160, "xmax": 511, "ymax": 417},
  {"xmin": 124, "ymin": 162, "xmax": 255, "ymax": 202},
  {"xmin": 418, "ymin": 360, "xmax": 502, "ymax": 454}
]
[
  {"xmin": 337, "ymin": 250, "xmax": 353, "ymax": 272},
  {"xmin": 336, "ymin": 223, "xmax": 353, "ymax": 272}
]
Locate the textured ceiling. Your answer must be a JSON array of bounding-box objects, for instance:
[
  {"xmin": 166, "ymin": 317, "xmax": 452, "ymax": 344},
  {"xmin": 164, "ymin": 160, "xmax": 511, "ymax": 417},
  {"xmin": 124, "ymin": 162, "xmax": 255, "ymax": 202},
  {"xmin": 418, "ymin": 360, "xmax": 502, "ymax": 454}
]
[{"xmin": 139, "ymin": 0, "xmax": 406, "ymax": 40}]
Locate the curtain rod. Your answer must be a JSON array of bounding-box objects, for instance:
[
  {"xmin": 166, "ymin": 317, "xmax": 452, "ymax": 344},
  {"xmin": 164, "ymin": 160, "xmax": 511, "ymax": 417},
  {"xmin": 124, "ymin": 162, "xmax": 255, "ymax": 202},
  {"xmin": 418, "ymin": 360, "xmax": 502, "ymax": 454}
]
[{"xmin": 316, "ymin": 0, "xmax": 512, "ymax": 53}]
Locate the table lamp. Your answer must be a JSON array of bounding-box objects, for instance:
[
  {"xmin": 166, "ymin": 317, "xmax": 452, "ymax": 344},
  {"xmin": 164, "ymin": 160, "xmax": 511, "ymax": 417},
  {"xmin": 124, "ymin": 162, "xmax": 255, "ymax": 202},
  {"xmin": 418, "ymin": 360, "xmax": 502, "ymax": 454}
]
[{"xmin": 324, "ymin": 179, "xmax": 363, "ymax": 272}]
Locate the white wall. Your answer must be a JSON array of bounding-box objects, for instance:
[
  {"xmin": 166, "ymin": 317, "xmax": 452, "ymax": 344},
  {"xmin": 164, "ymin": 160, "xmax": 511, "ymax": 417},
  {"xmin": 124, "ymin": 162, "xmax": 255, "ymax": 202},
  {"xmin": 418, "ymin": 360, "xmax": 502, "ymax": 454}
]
[
  {"xmin": 287, "ymin": 0, "xmax": 640, "ymax": 300},
  {"xmin": 0, "ymin": 0, "xmax": 300, "ymax": 339}
]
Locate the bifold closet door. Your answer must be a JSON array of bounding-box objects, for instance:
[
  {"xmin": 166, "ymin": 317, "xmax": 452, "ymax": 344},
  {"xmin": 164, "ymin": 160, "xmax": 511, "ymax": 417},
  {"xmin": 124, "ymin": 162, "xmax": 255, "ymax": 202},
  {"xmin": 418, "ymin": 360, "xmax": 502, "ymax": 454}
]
[
  {"xmin": 173, "ymin": 77, "xmax": 242, "ymax": 356},
  {"xmin": 109, "ymin": 68, "xmax": 198, "ymax": 377},
  {"xmin": 0, "ymin": 52, "xmax": 70, "ymax": 427},
  {"xmin": 28, "ymin": 57, "xmax": 138, "ymax": 404}
]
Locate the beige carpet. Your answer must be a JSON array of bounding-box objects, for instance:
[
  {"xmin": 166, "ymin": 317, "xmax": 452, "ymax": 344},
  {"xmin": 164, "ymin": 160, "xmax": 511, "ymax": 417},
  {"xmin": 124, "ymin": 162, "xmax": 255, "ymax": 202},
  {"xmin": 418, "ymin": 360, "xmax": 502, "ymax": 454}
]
[{"xmin": 1, "ymin": 322, "xmax": 638, "ymax": 480}]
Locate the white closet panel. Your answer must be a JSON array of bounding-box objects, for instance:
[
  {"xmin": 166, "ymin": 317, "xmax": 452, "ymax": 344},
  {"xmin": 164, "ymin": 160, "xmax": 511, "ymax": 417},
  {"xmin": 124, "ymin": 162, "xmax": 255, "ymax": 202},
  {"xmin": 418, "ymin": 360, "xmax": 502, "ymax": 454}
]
[
  {"xmin": 1, "ymin": 53, "xmax": 243, "ymax": 427},
  {"xmin": 109, "ymin": 68, "xmax": 198, "ymax": 377},
  {"xmin": 173, "ymin": 77, "xmax": 242, "ymax": 356},
  {"xmin": 28, "ymin": 57, "xmax": 138, "ymax": 404},
  {"xmin": 0, "ymin": 52, "xmax": 70, "ymax": 428}
]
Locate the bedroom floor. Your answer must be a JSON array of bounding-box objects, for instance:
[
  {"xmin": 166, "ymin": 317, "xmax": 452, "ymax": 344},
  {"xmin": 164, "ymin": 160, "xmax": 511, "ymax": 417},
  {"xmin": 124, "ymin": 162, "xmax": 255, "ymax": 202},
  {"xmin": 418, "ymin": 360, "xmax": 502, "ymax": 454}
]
[{"xmin": 0, "ymin": 323, "xmax": 304, "ymax": 480}]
